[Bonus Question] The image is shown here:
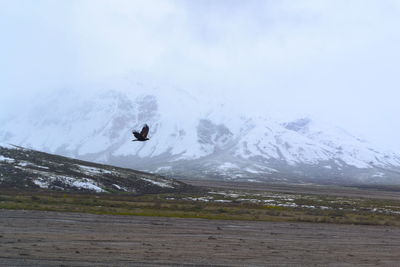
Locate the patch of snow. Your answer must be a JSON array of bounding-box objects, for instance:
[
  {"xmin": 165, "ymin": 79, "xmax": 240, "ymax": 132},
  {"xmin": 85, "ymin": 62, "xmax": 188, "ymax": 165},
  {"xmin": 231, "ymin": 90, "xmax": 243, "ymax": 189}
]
[
  {"xmin": 210, "ymin": 191, "xmax": 243, "ymax": 198},
  {"xmin": 76, "ymin": 165, "xmax": 115, "ymax": 176},
  {"xmin": 18, "ymin": 161, "xmax": 30, "ymax": 167},
  {"xmin": 0, "ymin": 155, "xmax": 15, "ymax": 162},
  {"xmin": 17, "ymin": 161, "xmax": 50, "ymax": 170},
  {"xmin": 33, "ymin": 179, "xmax": 50, "ymax": 188},
  {"xmin": 263, "ymin": 200, "xmax": 275, "ymax": 203},
  {"xmin": 38, "ymin": 165, "xmax": 50, "ymax": 170},
  {"xmin": 246, "ymin": 179, "xmax": 262, "ymax": 183},
  {"xmin": 112, "ymin": 184, "xmax": 122, "ymax": 189},
  {"xmin": 244, "ymin": 168, "xmax": 261, "ymax": 174},
  {"xmin": 24, "ymin": 168, "xmax": 106, "ymax": 192},
  {"xmin": 185, "ymin": 197, "xmax": 212, "ymax": 202},
  {"xmin": 142, "ymin": 178, "xmax": 174, "ymax": 188},
  {"xmin": 252, "ymin": 164, "xmax": 278, "ymax": 173},
  {"xmin": 154, "ymin": 166, "xmax": 172, "ymax": 172},
  {"xmin": 218, "ymin": 162, "xmax": 239, "ymax": 170},
  {"xmin": 112, "ymin": 184, "xmax": 127, "ymax": 191},
  {"xmin": 72, "ymin": 180, "xmax": 104, "ymax": 192},
  {"xmin": 277, "ymin": 203, "xmax": 298, "ymax": 208},
  {"xmin": 0, "ymin": 143, "xmax": 15, "ymax": 149}
]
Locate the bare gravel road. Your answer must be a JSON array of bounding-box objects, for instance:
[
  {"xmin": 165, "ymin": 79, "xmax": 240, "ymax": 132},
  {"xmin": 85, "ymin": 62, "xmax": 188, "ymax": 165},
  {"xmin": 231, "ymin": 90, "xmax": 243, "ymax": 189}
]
[{"xmin": 1, "ymin": 209, "xmax": 400, "ymax": 266}]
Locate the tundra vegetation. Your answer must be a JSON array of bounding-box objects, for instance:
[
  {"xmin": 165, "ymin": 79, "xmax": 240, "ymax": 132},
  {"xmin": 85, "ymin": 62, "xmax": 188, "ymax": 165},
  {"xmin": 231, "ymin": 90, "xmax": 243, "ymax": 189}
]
[{"xmin": 1, "ymin": 186, "xmax": 399, "ymax": 227}]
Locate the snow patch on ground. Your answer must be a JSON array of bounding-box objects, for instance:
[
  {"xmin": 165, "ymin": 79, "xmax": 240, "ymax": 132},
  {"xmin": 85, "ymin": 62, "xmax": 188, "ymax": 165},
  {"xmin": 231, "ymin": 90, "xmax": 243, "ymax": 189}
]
[
  {"xmin": 0, "ymin": 143, "xmax": 15, "ymax": 149},
  {"xmin": 18, "ymin": 161, "xmax": 30, "ymax": 167},
  {"xmin": 33, "ymin": 179, "xmax": 50, "ymax": 188},
  {"xmin": 210, "ymin": 191, "xmax": 242, "ymax": 198},
  {"xmin": 16, "ymin": 161, "xmax": 50, "ymax": 170},
  {"xmin": 142, "ymin": 178, "xmax": 174, "ymax": 188},
  {"xmin": 218, "ymin": 162, "xmax": 239, "ymax": 170},
  {"xmin": 72, "ymin": 180, "xmax": 104, "ymax": 192},
  {"xmin": 154, "ymin": 166, "xmax": 172, "ymax": 172},
  {"xmin": 0, "ymin": 155, "xmax": 15, "ymax": 162},
  {"xmin": 244, "ymin": 168, "xmax": 261, "ymax": 174},
  {"xmin": 252, "ymin": 164, "xmax": 278, "ymax": 173},
  {"xmin": 112, "ymin": 184, "xmax": 128, "ymax": 191},
  {"xmin": 184, "ymin": 196, "xmax": 213, "ymax": 202},
  {"xmin": 76, "ymin": 165, "xmax": 116, "ymax": 176},
  {"xmin": 29, "ymin": 169, "xmax": 106, "ymax": 192},
  {"xmin": 246, "ymin": 179, "xmax": 262, "ymax": 183}
]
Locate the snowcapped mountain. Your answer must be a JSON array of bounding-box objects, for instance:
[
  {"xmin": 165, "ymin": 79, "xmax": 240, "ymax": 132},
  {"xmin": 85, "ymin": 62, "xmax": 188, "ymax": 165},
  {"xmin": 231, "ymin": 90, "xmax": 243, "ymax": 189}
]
[{"xmin": 1, "ymin": 84, "xmax": 400, "ymax": 185}]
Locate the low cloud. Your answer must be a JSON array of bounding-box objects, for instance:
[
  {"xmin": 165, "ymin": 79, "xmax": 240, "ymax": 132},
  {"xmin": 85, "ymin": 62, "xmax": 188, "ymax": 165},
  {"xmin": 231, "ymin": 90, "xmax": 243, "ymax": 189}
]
[{"xmin": 1, "ymin": 0, "xmax": 400, "ymax": 149}]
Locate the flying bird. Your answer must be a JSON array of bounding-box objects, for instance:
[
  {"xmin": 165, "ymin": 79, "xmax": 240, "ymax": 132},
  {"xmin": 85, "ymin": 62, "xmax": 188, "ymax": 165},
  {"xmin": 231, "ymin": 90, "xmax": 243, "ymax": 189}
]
[{"xmin": 132, "ymin": 124, "xmax": 150, "ymax": 142}]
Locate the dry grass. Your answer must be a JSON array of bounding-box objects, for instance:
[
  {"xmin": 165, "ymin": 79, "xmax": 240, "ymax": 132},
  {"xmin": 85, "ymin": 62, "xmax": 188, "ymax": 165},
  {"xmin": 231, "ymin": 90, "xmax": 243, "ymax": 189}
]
[{"xmin": 1, "ymin": 188, "xmax": 400, "ymax": 226}]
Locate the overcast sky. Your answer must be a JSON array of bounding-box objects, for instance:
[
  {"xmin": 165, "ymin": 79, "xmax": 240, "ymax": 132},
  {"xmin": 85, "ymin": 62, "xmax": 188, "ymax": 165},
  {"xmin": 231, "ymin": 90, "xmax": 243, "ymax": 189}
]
[{"xmin": 1, "ymin": 0, "xmax": 400, "ymax": 150}]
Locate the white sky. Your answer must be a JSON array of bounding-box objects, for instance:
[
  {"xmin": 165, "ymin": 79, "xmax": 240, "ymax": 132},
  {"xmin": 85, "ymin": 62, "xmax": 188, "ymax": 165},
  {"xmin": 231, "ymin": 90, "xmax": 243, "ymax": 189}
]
[{"xmin": 1, "ymin": 0, "xmax": 400, "ymax": 150}]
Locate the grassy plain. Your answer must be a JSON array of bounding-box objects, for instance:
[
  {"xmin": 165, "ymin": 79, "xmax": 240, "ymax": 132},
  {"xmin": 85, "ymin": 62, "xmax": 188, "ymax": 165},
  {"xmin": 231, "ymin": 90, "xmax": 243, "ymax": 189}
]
[{"xmin": 1, "ymin": 183, "xmax": 399, "ymax": 226}]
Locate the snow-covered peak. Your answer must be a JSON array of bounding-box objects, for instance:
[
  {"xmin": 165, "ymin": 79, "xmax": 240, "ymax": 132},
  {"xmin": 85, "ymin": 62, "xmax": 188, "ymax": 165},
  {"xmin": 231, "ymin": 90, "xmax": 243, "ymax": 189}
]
[
  {"xmin": 1, "ymin": 84, "xmax": 400, "ymax": 185},
  {"xmin": 283, "ymin": 117, "xmax": 400, "ymax": 168}
]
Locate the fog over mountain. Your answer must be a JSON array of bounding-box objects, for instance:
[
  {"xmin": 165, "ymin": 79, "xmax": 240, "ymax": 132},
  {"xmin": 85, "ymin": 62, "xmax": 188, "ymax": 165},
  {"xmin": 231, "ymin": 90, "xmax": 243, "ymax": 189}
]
[
  {"xmin": 1, "ymin": 85, "xmax": 400, "ymax": 185},
  {"xmin": 2, "ymin": 0, "xmax": 400, "ymax": 150},
  {"xmin": 1, "ymin": 1, "xmax": 400, "ymax": 184}
]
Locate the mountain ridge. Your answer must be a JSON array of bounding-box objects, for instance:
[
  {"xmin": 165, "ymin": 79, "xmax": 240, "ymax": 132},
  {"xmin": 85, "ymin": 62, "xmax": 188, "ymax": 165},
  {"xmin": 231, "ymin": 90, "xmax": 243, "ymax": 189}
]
[
  {"xmin": 0, "ymin": 143, "xmax": 195, "ymax": 194},
  {"xmin": 1, "ymin": 86, "xmax": 400, "ymax": 185}
]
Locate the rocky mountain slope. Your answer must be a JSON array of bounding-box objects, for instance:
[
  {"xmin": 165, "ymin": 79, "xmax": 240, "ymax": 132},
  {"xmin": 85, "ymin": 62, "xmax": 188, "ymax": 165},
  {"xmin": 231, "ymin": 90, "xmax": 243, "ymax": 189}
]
[
  {"xmin": 0, "ymin": 143, "xmax": 194, "ymax": 194},
  {"xmin": 1, "ymin": 86, "xmax": 400, "ymax": 185}
]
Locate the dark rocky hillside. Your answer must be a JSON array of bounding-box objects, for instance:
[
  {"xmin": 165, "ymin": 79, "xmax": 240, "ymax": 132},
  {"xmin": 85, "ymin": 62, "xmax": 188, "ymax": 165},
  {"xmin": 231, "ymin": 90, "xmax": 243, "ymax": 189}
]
[{"xmin": 0, "ymin": 144, "xmax": 196, "ymax": 194}]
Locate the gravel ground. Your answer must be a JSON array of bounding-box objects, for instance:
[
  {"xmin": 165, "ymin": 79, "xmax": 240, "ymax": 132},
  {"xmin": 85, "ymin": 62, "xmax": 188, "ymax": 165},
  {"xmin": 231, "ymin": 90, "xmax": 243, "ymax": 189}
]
[{"xmin": 1, "ymin": 209, "xmax": 400, "ymax": 266}]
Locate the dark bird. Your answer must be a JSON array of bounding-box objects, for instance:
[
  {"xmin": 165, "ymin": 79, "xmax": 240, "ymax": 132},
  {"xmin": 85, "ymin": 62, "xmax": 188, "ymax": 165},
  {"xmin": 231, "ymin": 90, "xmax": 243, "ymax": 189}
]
[{"xmin": 132, "ymin": 124, "xmax": 150, "ymax": 142}]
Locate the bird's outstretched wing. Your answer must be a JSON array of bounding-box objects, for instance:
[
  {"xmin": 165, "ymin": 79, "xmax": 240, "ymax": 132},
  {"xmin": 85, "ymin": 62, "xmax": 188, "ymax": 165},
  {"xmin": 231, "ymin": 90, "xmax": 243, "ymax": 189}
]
[
  {"xmin": 140, "ymin": 124, "xmax": 149, "ymax": 138},
  {"xmin": 132, "ymin": 131, "xmax": 141, "ymax": 139}
]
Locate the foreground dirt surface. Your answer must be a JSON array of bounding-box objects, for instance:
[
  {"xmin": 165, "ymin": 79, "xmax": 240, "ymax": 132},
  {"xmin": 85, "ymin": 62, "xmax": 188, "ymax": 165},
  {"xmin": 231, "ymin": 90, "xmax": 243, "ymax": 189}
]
[{"xmin": 1, "ymin": 210, "xmax": 400, "ymax": 266}]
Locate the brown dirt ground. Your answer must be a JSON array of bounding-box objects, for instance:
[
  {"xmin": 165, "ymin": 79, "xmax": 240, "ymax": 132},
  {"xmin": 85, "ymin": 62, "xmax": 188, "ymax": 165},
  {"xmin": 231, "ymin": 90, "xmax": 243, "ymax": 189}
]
[{"xmin": 1, "ymin": 209, "xmax": 400, "ymax": 266}]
